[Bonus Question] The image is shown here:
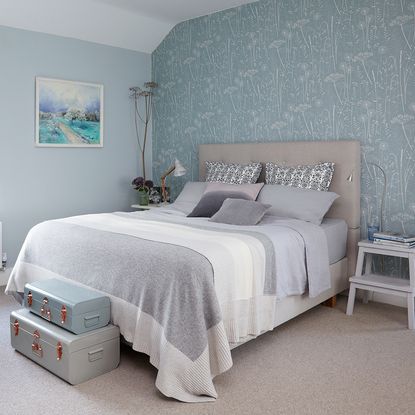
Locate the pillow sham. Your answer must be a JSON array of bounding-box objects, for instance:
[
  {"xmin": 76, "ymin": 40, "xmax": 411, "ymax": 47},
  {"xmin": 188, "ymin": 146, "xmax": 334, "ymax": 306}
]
[
  {"xmin": 206, "ymin": 161, "xmax": 262, "ymax": 184},
  {"xmin": 257, "ymin": 184, "xmax": 339, "ymax": 225},
  {"xmin": 210, "ymin": 198, "xmax": 271, "ymax": 226},
  {"xmin": 188, "ymin": 182, "xmax": 264, "ymax": 218},
  {"xmin": 265, "ymin": 161, "xmax": 334, "ymax": 191}
]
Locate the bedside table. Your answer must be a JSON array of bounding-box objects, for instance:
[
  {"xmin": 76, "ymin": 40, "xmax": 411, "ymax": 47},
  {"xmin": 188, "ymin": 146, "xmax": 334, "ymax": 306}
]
[
  {"xmin": 346, "ymin": 240, "xmax": 415, "ymax": 329},
  {"xmin": 131, "ymin": 203, "xmax": 166, "ymax": 211}
]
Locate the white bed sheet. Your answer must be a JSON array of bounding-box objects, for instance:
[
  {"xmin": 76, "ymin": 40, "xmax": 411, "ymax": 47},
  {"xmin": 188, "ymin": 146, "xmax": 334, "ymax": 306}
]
[
  {"xmin": 172, "ymin": 200, "xmax": 347, "ymax": 265},
  {"xmin": 320, "ymin": 218, "xmax": 348, "ymax": 264}
]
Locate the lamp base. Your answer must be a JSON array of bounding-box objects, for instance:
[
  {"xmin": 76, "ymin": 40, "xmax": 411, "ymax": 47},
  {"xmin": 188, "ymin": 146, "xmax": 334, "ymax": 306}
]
[{"xmin": 161, "ymin": 178, "xmax": 170, "ymax": 203}]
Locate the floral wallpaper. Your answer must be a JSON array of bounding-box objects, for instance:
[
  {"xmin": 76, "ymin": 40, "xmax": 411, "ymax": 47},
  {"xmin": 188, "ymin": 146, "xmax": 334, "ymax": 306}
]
[{"xmin": 152, "ymin": 0, "xmax": 415, "ymax": 238}]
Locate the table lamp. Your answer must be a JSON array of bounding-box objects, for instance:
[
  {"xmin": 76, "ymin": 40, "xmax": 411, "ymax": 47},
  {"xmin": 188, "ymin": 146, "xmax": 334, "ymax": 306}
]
[
  {"xmin": 161, "ymin": 159, "xmax": 186, "ymax": 203},
  {"xmin": 347, "ymin": 162, "xmax": 387, "ymax": 232}
]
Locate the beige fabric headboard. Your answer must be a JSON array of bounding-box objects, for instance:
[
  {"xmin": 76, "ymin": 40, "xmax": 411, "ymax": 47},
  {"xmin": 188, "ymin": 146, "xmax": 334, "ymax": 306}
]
[{"xmin": 199, "ymin": 140, "xmax": 361, "ymax": 275}]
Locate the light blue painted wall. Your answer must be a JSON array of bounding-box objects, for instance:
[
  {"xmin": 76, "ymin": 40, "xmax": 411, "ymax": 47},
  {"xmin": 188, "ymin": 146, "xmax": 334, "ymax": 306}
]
[
  {"xmin": 152, "ymin": 0, "xmax": 415, "ymax": 238},
  {"xmin": 0, "ymin": 25, "xmax": 151, "ymax": 264}
]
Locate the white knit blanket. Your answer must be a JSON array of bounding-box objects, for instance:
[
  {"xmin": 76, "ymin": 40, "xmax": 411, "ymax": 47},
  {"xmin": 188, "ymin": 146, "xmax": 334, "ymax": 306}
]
[{"xmin": 6, "ymin": 210, "xmax": 330, "ymax": 402}]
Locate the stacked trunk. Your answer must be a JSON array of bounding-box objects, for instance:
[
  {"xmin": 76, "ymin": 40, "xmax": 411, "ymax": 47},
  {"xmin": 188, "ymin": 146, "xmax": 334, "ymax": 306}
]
[{"xmin": 10, "ymin": 278, "xmax": 119, "ymax": 384}]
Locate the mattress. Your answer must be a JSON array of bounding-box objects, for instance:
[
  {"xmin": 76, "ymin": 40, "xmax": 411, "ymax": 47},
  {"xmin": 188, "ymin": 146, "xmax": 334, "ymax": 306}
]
[{"xmin": 320, "ymin": 218, "xmax": 348, "ymax": 264}]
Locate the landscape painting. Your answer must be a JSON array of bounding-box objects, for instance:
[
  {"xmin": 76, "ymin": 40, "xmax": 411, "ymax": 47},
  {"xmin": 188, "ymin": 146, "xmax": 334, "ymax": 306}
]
[{"xmin": 36, "ymin": 77, "xmax": 103, "ymax": 147}]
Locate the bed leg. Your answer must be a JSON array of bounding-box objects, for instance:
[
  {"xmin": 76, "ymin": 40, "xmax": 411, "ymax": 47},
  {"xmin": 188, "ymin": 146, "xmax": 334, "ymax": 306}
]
[{"xmin": 322, "ymin": 295, "xmax": 337, "ymax": 308}]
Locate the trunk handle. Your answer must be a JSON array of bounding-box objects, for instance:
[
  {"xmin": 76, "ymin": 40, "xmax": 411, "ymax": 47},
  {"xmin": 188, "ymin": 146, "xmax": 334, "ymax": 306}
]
[
  {"xmin": 84, "ymin": 314, "xmax": 100, "ymax": 328},
  {"xmin": 88, "ymin": 348, "xmax": 104, "ymax": 362}
]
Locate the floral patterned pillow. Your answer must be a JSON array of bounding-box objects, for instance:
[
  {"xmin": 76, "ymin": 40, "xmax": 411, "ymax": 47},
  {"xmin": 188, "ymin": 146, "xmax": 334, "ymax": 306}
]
[
  {"xmin": 205, "ymin": 161, "xmax": 262, "ymax": 184},
  {"xmin": 265, "ymin": 162, "xmax": 335, "ymax": 191}
]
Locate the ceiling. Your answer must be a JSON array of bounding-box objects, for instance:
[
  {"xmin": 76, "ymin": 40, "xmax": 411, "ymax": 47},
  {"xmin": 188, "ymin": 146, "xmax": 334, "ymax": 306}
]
[{"xmin": 0, "ymin": 0, "xmax": 255, "ymax": 53}]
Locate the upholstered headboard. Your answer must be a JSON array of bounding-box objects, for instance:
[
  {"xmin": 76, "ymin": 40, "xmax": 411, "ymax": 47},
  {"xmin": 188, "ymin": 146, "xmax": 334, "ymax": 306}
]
[{"xmin": 199, "ymin": 140, "xmax": 361, "ymax": 275}]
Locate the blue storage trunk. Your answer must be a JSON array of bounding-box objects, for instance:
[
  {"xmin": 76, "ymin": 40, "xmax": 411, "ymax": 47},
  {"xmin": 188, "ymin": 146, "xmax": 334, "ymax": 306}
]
[
  {"xmin": 11, "ymin": 308, "xmax": 119, "ymax": 385},
  {"xmin": 23, "ymin": 279, "xmax": 110, "ymax": 335}
]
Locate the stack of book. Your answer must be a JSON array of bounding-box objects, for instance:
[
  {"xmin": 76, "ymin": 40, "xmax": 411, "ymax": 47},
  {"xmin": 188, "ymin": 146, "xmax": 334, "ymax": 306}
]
[{"xmin": 373, "ymin": 231, "xmax": 415, "ymax": 248}]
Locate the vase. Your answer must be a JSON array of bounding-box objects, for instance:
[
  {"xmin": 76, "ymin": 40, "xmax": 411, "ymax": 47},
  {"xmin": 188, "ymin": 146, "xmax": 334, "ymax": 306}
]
[
  {"xmin": 367, "ymin": 224, "xmax": 379, "ymax": 241},
  {"xmin": 138, "ymin": 191, "xmax": 149, "ymax": 206}
]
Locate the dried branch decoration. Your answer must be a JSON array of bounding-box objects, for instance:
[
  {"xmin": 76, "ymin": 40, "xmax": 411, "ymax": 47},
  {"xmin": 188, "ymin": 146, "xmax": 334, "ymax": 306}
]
[{"xmin": 129, "ymin": 82, "xmax": 158, "ymax": 179}]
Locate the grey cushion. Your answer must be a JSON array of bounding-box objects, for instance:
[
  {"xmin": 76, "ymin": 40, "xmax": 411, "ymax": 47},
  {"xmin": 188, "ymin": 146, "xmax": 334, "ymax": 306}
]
[
  {"xmin": 187, "ymin": 191, "xmax": 252, "ymax": 218},
  {"xmin": 257, "ymin": 184, "xmax": 339, "ymax": 225},
  {"xmin": 203, "ymin": 182, "xmax": 264, "ymax": 200},
  {"xmin": 210, "ymin": 199, "xmax": 271, "ymax": 225}
]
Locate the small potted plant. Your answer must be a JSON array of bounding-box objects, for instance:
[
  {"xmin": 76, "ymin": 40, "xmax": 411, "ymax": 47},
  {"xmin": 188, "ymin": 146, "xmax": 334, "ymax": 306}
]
[{"xmin": 132, "ymin": 177, "xmax": 153, "ymax": 206}]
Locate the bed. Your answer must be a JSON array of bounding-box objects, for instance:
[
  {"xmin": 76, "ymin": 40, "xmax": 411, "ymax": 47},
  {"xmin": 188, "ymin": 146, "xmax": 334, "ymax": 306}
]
[
  {"xmin": 6, "ymin": 140, "xmax": 361, "ymax": 402},
  {"xmin": 198, "ymin": 140, "xmax": 361, "ymax": 338}
]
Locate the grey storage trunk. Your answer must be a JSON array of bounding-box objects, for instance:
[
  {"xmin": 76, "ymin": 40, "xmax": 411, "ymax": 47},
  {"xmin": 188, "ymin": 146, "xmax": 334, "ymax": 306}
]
[
  {"xmin": 24, "ymin": 279, "xmax": 110, "ymax": 334},
  {"xmin": 10, "ymin": 308, "xmax": 120, "ymax": 385}
]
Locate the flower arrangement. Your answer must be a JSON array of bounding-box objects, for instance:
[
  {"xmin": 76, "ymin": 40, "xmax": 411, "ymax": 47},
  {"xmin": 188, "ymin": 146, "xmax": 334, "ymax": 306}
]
[
  {"xmin": 132, "ymin": 177, "xmax": 154, "ymax": 192},
  {"xmin": 132, "ymin": 177, "xmax": 154, "ymax": 206}
]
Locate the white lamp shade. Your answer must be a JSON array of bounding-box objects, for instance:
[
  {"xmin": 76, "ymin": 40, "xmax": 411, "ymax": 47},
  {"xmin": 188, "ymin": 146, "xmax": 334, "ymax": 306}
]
[{"xmin": 173, "ymin": 159, "xmax": 186, "ymax": 177}]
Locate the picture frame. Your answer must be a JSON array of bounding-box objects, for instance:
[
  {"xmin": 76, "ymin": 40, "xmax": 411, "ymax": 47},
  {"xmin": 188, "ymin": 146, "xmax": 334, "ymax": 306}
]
[{"xmin": 35, "ymin": 77, "xmax": 104, "ymax": 147}]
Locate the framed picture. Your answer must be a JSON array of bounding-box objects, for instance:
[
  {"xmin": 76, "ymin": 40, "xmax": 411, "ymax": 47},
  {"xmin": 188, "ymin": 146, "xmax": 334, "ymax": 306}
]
[{"xmin": 35, "ymin": 77, "xmax": 104, "ymax": 147}]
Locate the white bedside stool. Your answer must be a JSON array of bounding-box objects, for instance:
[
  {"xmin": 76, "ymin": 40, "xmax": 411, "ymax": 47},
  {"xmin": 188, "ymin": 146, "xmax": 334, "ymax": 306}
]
[{"xmin": 346, "ymin": 240, "xmax": 415, "ymax": 329}]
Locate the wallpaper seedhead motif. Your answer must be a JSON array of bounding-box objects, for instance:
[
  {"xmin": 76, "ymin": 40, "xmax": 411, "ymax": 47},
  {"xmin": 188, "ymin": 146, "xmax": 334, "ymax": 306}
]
[{"xmin": 152, "ymin": 0, "xmax": 415, "ymax": 244}]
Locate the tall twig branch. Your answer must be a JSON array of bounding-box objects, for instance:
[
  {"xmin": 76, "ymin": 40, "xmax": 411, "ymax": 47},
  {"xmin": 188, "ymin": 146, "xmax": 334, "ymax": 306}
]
[{"xmin": 130, "ymin": 83, "xmax": 158, "ymax": 179}]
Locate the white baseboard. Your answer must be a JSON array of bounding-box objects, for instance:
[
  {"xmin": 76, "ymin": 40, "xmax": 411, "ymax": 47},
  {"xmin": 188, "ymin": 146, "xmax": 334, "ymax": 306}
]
[
  {"xmin": 370, "ymin": 292, "xmax": 406, "ymax": 308},
  {"xmin": 0, "ymin": 267, "xmax": 11, "ymax": 286},
  {"xmin": 341, "ymin": 289, "xmax": 406, "ymax": 308}
]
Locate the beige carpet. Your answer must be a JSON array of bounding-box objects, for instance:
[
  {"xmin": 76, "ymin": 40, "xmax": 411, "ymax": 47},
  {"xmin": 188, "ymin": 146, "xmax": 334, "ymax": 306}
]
[{"xmin": 1, "ymin": 290, "xmax": 415, "ymax": 415}]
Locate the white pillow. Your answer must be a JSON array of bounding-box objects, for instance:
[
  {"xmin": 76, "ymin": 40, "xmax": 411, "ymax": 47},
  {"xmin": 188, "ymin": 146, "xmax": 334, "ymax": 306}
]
[
  {"xmin": 172, "ymin": 182, "xmax": 208, "ymax": 214},
  {"xmin": 257, "ymin": 184, "xmax": 339, "ymax": 225}
]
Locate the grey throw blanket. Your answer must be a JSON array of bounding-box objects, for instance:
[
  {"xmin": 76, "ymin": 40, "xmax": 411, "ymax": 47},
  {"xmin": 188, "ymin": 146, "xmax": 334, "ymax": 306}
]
[{"xmin": 6, "ymin": 210, "xmax": 330, "ymax": 402}]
